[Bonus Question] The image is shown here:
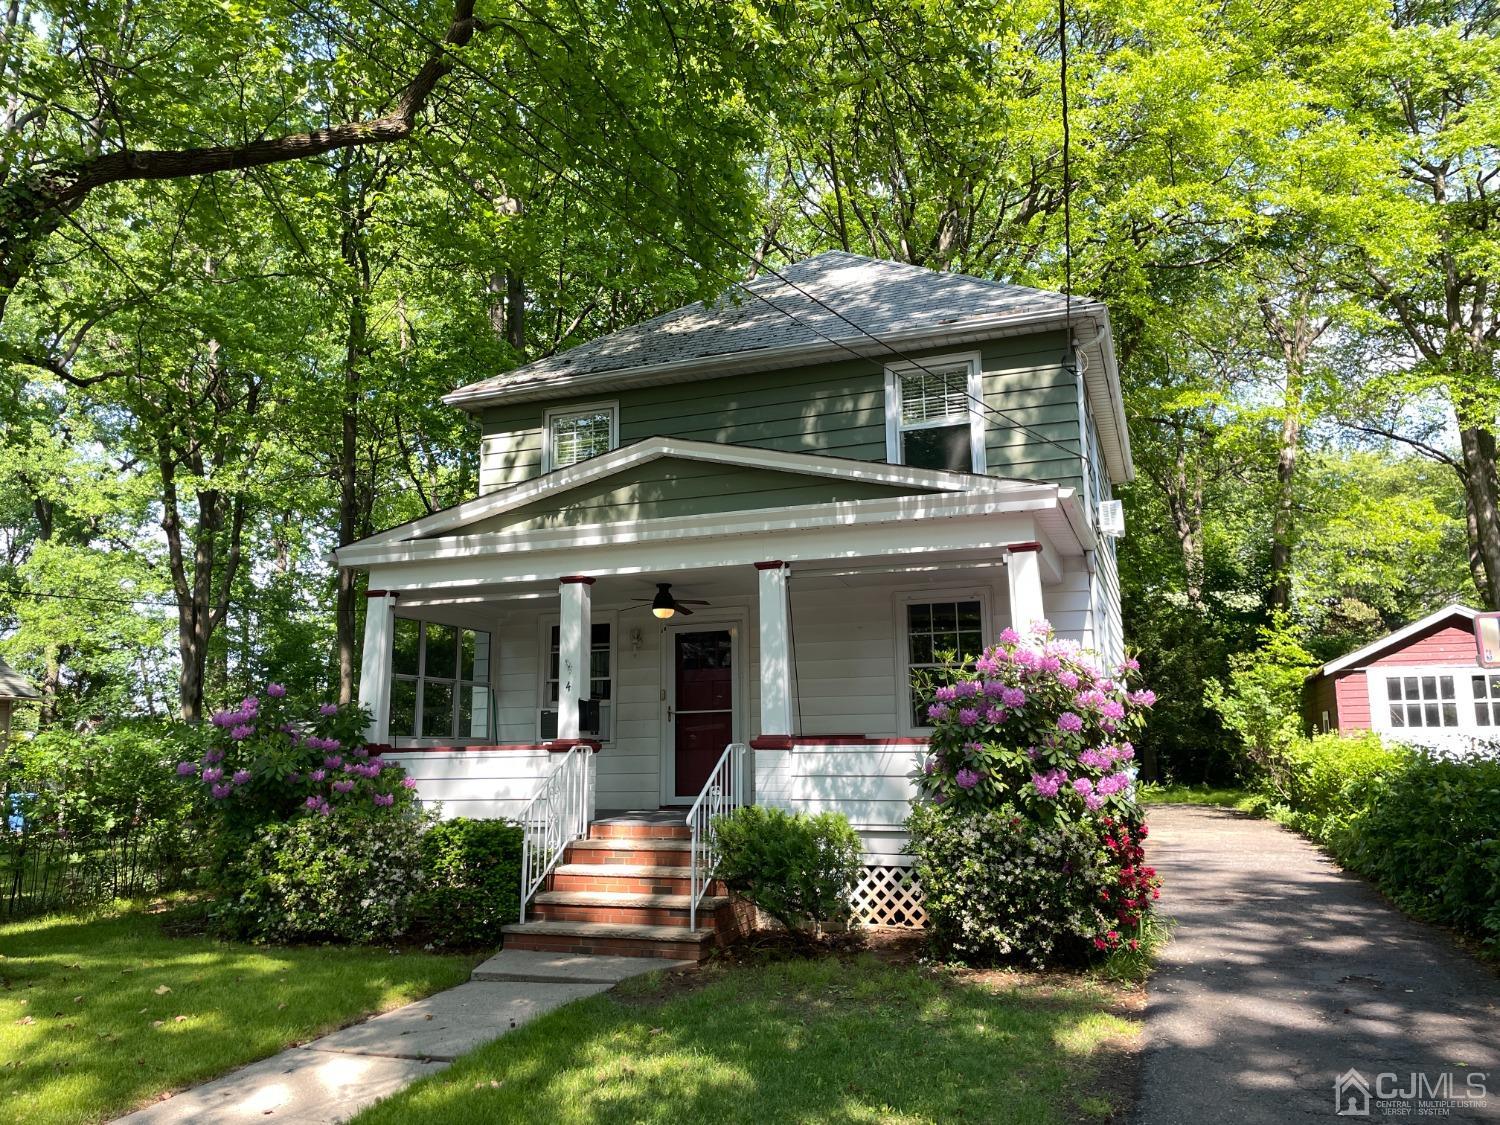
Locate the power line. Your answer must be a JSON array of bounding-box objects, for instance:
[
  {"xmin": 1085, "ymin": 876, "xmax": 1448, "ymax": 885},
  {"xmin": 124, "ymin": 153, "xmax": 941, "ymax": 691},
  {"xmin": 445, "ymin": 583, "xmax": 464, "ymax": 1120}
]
[
  {"xmin": 2, "ymin": 587, "xmax": 178, "ymax": 609},
  {"xmin": 336, "ymin": 0, "xmax": 1095, "ymax": 468}
]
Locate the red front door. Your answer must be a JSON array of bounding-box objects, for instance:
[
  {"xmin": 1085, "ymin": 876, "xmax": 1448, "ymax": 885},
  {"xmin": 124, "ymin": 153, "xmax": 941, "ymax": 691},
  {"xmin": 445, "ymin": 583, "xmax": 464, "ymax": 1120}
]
[{"xmin": 671, "ymin": 628, "xmax": 734, "ymax": 800}]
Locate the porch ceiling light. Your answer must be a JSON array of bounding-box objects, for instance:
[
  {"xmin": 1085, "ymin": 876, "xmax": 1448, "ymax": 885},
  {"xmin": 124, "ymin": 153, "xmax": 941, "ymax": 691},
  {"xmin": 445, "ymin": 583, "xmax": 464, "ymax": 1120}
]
[{"xmin": 651, "ymin": 584, "xmax": 676, "ymax": 619}]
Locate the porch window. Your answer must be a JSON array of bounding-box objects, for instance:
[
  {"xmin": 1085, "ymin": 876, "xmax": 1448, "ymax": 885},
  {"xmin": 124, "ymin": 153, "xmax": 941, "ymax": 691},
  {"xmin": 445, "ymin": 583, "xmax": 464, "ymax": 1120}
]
[
  {"xmin": 544, "ymin": 402, "xmax": 617, "ymax": 471},
  {"xmin": 903, "ymin": 598, "xmax": 986, "ymax": 729},
  {"xmin": 1385, "ymin": 673, "xmax": 1457, "ymax": 729},
  {"xmin": 884, "ymin": 355, "xmax": 985, "ymax": 474},
  {"xmin": 1473, "ymin": 673, "xmax": 1500, "ymax": 725},
  {"xmin": 389, "ymin": 620, "xmax": 491, "ymax": 740},
  {"xmin": 540, "ymin": 622, "xmax": 613, "ymax": 740}
]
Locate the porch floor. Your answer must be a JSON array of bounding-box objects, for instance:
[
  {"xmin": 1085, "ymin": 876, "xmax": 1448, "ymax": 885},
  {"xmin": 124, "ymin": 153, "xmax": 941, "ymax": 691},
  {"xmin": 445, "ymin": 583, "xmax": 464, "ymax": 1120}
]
[{"xmin": 592, "ymin": 808, "xmax": 690, "ymax": 825}]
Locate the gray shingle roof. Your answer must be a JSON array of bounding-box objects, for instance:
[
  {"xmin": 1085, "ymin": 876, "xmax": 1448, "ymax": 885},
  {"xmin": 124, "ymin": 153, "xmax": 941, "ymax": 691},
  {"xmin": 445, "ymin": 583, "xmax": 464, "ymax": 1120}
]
[
  {"xmin": 0, "ymin": 655, "xmax": 40, "ymax": 700},
  {"xmin": 446, "ymin": 251, "xmax": 1094, "ymax": 408}
]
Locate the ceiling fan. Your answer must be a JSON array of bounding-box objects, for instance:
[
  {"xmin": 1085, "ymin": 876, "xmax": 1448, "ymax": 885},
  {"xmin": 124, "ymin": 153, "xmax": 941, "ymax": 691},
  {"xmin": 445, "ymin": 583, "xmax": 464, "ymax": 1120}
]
[{"xmin": 632, "ymin": 582, "xmax": 710, "ymax": 620}]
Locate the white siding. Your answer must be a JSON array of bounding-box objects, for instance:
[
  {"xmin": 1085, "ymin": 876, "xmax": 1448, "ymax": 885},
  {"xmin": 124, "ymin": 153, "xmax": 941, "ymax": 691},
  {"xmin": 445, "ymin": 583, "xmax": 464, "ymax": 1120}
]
[{"xmin": 386, "ymin": 748, "xmax": 557, "ymax": 819}]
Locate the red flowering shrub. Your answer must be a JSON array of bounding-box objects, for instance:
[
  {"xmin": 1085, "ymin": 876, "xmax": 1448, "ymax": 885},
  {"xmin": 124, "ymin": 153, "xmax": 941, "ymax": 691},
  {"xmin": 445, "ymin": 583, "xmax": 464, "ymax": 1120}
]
[{"xmin": 1095, "ymin": 816, "xmax": 1162, "ymax": 954}]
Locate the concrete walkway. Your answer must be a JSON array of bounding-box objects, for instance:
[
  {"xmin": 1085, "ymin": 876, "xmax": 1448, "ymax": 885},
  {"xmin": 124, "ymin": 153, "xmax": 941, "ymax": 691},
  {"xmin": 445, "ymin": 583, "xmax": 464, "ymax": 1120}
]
[
  {"xmin": 1137, "ymin": 805, "xmax": 1500, "ymax": 1124},
  {"xmin": 114, "ymin": 950, "xmax": 687, "ymax": 1124}
]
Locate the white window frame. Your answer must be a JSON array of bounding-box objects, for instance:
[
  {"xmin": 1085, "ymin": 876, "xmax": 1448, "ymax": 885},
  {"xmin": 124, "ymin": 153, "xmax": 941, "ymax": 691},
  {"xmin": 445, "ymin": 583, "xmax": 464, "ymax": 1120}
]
[
  {"xmin": 537, "ymin": 609, "xmax": 619, "ymax": 743},
  {"xmin": 389, "ymin": 619, "xmax": 492, "ymax": 744},
  {"xmin": 542, "ymin": 400, "xmax": 619, "ymax": 473},
  {"xmin": 1366, "ymin": 665, "xmax": 1476, "ymax": 735},
  {"xmin": 892, "ymin": 587, "xmax": 992, "ymax": 736},
  {"xmin": 883, "ymin": 352, "xmax": 986, "ymax": 475}
]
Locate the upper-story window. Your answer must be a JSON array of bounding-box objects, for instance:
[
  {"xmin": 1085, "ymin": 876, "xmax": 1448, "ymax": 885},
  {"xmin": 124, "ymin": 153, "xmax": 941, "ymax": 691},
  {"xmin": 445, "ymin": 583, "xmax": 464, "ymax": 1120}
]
[
  {"xmin": 883, "ymin": 354, "xmax": 986, "ymax": 474},
  {"xmin": 544, "ymin": 402, "xmax": 618, "ymax": 471}
]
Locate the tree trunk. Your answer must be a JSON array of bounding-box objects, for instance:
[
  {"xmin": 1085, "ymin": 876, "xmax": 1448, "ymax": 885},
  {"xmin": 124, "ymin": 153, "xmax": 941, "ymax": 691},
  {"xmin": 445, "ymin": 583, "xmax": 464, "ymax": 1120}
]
[
  {"xmin": 1458, "ymin": 423, "xmax": 1500, "ymax": 610},
  {"xmin": 506, "ymin": 269, "xmax": 525, "ymax": 355},
  {"xmin": 1269, "ymin": 380, "xmax": 1301, "ymax": 613},
  {"xmin": 335, "ymin": 190, "xmax": 373, "ymax": 703}
]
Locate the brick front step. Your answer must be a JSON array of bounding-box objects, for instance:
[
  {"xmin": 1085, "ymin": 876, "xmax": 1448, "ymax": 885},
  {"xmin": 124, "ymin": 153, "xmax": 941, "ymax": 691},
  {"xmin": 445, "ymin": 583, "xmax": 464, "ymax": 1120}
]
[
  {"xmin": 565, "ymin": 838, "xmax": 694, "ymax": 866},
  {"xmin": 589, "ymin": 821, "xmax": 691, "ymax": 841},
  {"xmin": 501, "ymin": 920, "xmax": 716, "ymax": 961},
  {"xmin": 548, "ymin": 863, "xmax": 722, "ymax": 897},
  {"xmin": 530, "ymin": 889, "xmax": 731, "ymax": 928}
]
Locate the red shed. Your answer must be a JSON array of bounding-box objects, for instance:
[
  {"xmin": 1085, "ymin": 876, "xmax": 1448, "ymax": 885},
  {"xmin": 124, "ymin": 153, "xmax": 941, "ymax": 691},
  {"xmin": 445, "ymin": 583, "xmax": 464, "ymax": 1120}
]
[{"xmin": 1303, "ymin": 604, "xmax": 1498, "ymax": 752}]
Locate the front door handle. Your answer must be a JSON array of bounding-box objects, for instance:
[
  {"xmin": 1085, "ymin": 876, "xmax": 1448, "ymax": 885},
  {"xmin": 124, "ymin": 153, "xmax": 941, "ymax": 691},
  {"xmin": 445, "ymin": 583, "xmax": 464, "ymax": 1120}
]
[{"xmin": 666, "ymin": 704, "xmax": 674, "ymax": 722}]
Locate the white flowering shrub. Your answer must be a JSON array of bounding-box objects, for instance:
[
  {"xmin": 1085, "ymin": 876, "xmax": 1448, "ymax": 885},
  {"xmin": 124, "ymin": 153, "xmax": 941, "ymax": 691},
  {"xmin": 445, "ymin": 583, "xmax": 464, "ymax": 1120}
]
[{"xmin": 219, "ymin": 804, "xmax": 434, "ymax": 943}]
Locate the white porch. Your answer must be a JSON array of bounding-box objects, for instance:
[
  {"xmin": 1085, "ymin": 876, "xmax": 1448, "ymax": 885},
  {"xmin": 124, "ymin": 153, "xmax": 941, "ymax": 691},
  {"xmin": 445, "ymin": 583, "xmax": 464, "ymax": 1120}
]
[{"xmin": 337, "ymin": 438, "xmax": 1119, "ymax": 855}]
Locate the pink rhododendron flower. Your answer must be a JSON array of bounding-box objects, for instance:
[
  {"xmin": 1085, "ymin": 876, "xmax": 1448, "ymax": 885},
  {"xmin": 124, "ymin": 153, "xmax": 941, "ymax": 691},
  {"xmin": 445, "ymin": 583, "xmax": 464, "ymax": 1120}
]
[
  {"xmin": 934, "ymin": 685, "xmax": 958, "ymax": 703},
  {"xmin": 957, "ymin": 708, "xmax": 980, "ymax": 726},
  {"xmin": 401, "ymin": 777, "xmax": 417, "ymax": 790},
  {"xmin": 232, "ymin": 769, "xmax": 251, "ymax": 785},
  {"xmin": 1057, "ymin": 670, "xmax": 1079, "ymax": 690},
  {"xmin": 1129, "ymin": 689, "xmax": 1157, "ymax": 707},
  {"xmin": 1000, "ymin": 686, "xmax": 1026, "ymax": 708},
  {"xmin": 372, "ymin": 792, "xmax": 395, "ymax": 807},
  {"xmin": 954, "ymin": 680, "xmax": 981, "ymax": 698},
  {"xmin": 927, "ymin": 703, "xmax": 950, "ymax": 722},
  {"xmin": 1073, "ymin": 776, "xmax": 1094, "ymax": 795},
  {"xmin": 310, "ymin": 769, "xmax": 326, "ymax": 782},
  {"xmin": 1030, "ymin": 618, "xmax": 1051, "ymax": 634},
  {"xmin": 1031, "ymin": 767, "xmax": 1067, "ymax": 798},
  {"xmin": 266, "ymin": 683, "xmax": 286, "ymax": 697},
  {"xmin": 175, "ymin": 760, "xmax": 196, "ymax": 776},
  {"xmin": 1084, "ymin": 792, "xmax": 1104, "ymax": 811},
  {"xmin": 230, "ymin": 724, "xmax": 254, "ymax": 741},
  {"xmin": 319, "ymin": 703, "xmax": 339, "ymax": 716},
  {"xmin": 211, "ymin": 784, "xmax": 232, "ymax": 799},
  {"xmin": 998, "ymin": 627, "xmax": 1020, "ymax": 645},
  {"xmin": 332, "ymin": 779, "xmax": 355, "ymax": 794},
  {"xmin": 955, "ymin": 768, "xmax": 980, "ymax": 790},
  {"xmin": 201, "ymin": 767, "xmax": 223, "ymax": 783},
  {"xmin": 984, "ymin": 707, "xmax": 1006, "ymax": 724},
  {"xmin": 1057, "ymin": 711, "xmax": 1084, "ymax": 733}
]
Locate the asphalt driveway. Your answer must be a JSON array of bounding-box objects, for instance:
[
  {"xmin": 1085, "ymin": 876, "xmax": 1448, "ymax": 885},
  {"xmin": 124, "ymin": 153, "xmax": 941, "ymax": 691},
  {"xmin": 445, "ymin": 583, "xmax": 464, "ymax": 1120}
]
[{"xmin": 1137, "ymin": 805, "xmax": 1500, "ymax": 1124}]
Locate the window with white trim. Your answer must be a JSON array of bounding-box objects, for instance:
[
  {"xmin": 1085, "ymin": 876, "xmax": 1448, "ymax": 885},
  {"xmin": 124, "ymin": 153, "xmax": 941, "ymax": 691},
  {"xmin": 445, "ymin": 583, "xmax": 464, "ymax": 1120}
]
[
  {"xmin": 901, "ymin": 596, "xmax": 987, "ymax": 730},
  {"xmin": 538, "ymin": 620, "xmax": 614, "ymax": 740},
  {"xmin": 389, "ymin": 620, "xmax": 491, "ymax": 740},
  {"xmin": 544, "ymin": 402, "xmax": 617, "ymax": 471},
  {"xmin": 1385, "ymin": 673, "xmax": 1457, "ymax": 729},
  {"xmin": 884, "ymin": 355, "xmax": 985, "ymax": 473},
  {"xmin": 1473, "ymin": 673, "xmax": 1500, "ymax": 726}
]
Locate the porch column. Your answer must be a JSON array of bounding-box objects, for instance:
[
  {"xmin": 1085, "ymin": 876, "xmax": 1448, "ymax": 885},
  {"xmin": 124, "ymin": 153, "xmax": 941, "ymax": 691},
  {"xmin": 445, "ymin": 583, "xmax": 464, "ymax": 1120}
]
[
  {"xmin": 1007, "ymin": 543, "xmax": 1046, "ymax": 635},
  {"xmin": 557, "ymin": 576, "xmax": 594, "ymax": 742},
  {"xmin": 358, "ymin": 590, "xmax": 398, "ymax": 744},
  {"xmin": 756, "ymin": 561, "xmax": 794, "ymax": 739}
]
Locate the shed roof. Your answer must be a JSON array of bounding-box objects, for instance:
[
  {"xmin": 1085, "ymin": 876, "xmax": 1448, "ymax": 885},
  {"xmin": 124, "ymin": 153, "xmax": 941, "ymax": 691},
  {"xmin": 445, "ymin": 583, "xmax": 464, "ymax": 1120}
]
[{"xmin": 1315, "ymin": 604, "xmax": 1479, "ymax": 677}]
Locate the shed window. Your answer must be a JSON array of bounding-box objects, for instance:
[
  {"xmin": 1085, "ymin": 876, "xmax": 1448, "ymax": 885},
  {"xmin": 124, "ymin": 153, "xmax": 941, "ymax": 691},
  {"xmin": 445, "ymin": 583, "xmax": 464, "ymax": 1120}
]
[
  {"xmin": 1385, "ymin": 673, "xmax": 1457, "ymax": 728},
  {"xmin": 545, "ymin": 403, "xmax": 617, "ymax": 470},
  {"xmin": 389, "ymin": 620, "xmax": 491, "ymax": 740},
  {"xmin": 1473, "ymin": 673, "xmax": 1500, "ymax": 726},
  {"xmin": 885, "ymin": 356, "xmax": 985, "ymax": 474}
]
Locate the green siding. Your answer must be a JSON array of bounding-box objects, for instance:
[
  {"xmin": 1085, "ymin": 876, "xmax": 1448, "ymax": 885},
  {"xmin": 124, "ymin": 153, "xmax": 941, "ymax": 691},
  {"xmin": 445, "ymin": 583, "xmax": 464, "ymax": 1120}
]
[
  {"xmin": 455, "ymin": 458, "xmax": 926, "ymax": 534},
  {"xmin": 478, "ymin": 331, "xmax": 1083, "ymax": 496}
]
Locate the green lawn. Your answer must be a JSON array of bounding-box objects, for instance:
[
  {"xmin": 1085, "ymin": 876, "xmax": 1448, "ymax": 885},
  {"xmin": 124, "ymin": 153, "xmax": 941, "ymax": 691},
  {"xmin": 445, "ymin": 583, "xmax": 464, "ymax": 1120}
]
[
  {"xmin": 1138, "ymin": 782, "xmax": 1260, "ymax": 810},
  {"xmin": 352, "ymin": 955, "xmax": 1140, "ymax": 1125},
  {"xmin": 0, "ymin": 903, "xmax": 478, "ymax": 1124}
]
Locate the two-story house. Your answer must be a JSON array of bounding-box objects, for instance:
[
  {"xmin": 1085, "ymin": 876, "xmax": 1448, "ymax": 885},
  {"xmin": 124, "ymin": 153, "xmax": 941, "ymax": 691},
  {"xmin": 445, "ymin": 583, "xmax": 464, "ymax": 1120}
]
[{"xmin": 334, "ymin": 251, "xmax": 1133, "ymax": 956}]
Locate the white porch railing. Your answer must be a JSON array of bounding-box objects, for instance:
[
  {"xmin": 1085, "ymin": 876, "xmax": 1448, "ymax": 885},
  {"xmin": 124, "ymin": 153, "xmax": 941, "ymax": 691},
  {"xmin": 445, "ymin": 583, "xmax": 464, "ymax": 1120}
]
[
  {"xmin": 517, "ymin": 744, "xmax": 592, "ymax": 924},
  {"xmin": 686, "ymin": 742, "xmax": 748, "ymax": 930}
]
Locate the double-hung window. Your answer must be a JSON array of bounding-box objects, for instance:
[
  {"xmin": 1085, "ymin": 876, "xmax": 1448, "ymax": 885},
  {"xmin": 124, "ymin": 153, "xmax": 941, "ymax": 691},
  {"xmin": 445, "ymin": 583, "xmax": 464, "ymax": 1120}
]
[
  {"xmin": 884, "ymin": 354, "xmax": 985, "ymax": 473},
  {"xmin": 544, "ymin": 402, "xmax": 617, "ymax": 471},
  {"xmin": 539, "ymin": 620, "xmax": 614, "ymax": 740},
  {"xmin": 389, "ymin": 620, "xmax": 492, "ymax": 740},
  {"xmin": 1473, "ymin": 673, "xmax": 1500, "ymax": 726},
  {"xmin": 901, "ymin": 595, "xmax": 987, "ymax": 730},
  {"xmin": 1384, "ymin": 673, "xmax": 1457, "ymax": 729}
]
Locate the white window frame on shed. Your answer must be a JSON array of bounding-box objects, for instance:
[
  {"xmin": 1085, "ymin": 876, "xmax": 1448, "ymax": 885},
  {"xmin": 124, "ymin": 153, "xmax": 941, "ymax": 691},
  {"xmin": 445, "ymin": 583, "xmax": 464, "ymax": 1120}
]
[
  {"xmin": 1365, "ymin": 664, "xmax": 1491, "ymax": 738},
  {"xmin": 883, "ymin": 352, "xmax": 986, "ymax": 475},
  {"xmin": 542, "ymin": 400, "xmax": 619, "ymax": 472},
  {"xmin": 893, "ymin": 586, "xmax": 992, "ymax": 736}
]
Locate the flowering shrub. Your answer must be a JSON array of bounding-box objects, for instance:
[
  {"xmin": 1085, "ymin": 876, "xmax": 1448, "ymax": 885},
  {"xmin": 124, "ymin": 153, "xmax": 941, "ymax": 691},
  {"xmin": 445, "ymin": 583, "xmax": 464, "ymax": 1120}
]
[
  {"xmin": 914, "ymin": 624, "xmax": 1153, "ymax": 818},
  {"xmin": 907, "ymin": 622, "xmax": 1161, "ymax": 965},
  {"xmin": 178, "ymin": 686, "xmax": 418, "ymax": 837},
  {"xmin": 176, "ymin": 684, "xmax": 426, "ymax": 941},
  {"xmin": 217, "ymin": 805, "xmax": 431, "ymax": 943}
]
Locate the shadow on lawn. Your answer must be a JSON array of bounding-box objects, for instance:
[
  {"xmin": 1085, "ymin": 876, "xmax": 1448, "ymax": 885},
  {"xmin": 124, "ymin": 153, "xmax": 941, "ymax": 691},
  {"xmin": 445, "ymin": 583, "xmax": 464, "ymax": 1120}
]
[
  {"xmin": 356, "ymin": 956, "xmax": 1138, "ymax": 1125},
  {"xmin": 0, "ymin": 908, "xmax": 471, "ymax": 1124}
]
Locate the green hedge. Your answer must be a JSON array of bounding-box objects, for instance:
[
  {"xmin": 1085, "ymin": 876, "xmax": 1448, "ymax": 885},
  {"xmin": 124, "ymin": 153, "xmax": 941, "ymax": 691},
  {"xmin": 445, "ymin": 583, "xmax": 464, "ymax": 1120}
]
[
  {"xmin": 417, "ymin": 817, "xmax": 523, "ymax": 947},
  {"xmin": 713, "ymin": 805, "xmax": 862, "ymax": 935},
  {"xmin": 1265, "ymin": 735, "xmax": 1500, "ymax": 954}
]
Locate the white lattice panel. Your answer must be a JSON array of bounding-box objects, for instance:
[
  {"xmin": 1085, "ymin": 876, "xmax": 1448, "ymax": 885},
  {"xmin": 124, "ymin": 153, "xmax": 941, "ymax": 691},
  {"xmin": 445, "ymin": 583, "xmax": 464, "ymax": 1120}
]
[{"xmin": 851, "ymin": 864, "xmax": 927, "ymax": 929}]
